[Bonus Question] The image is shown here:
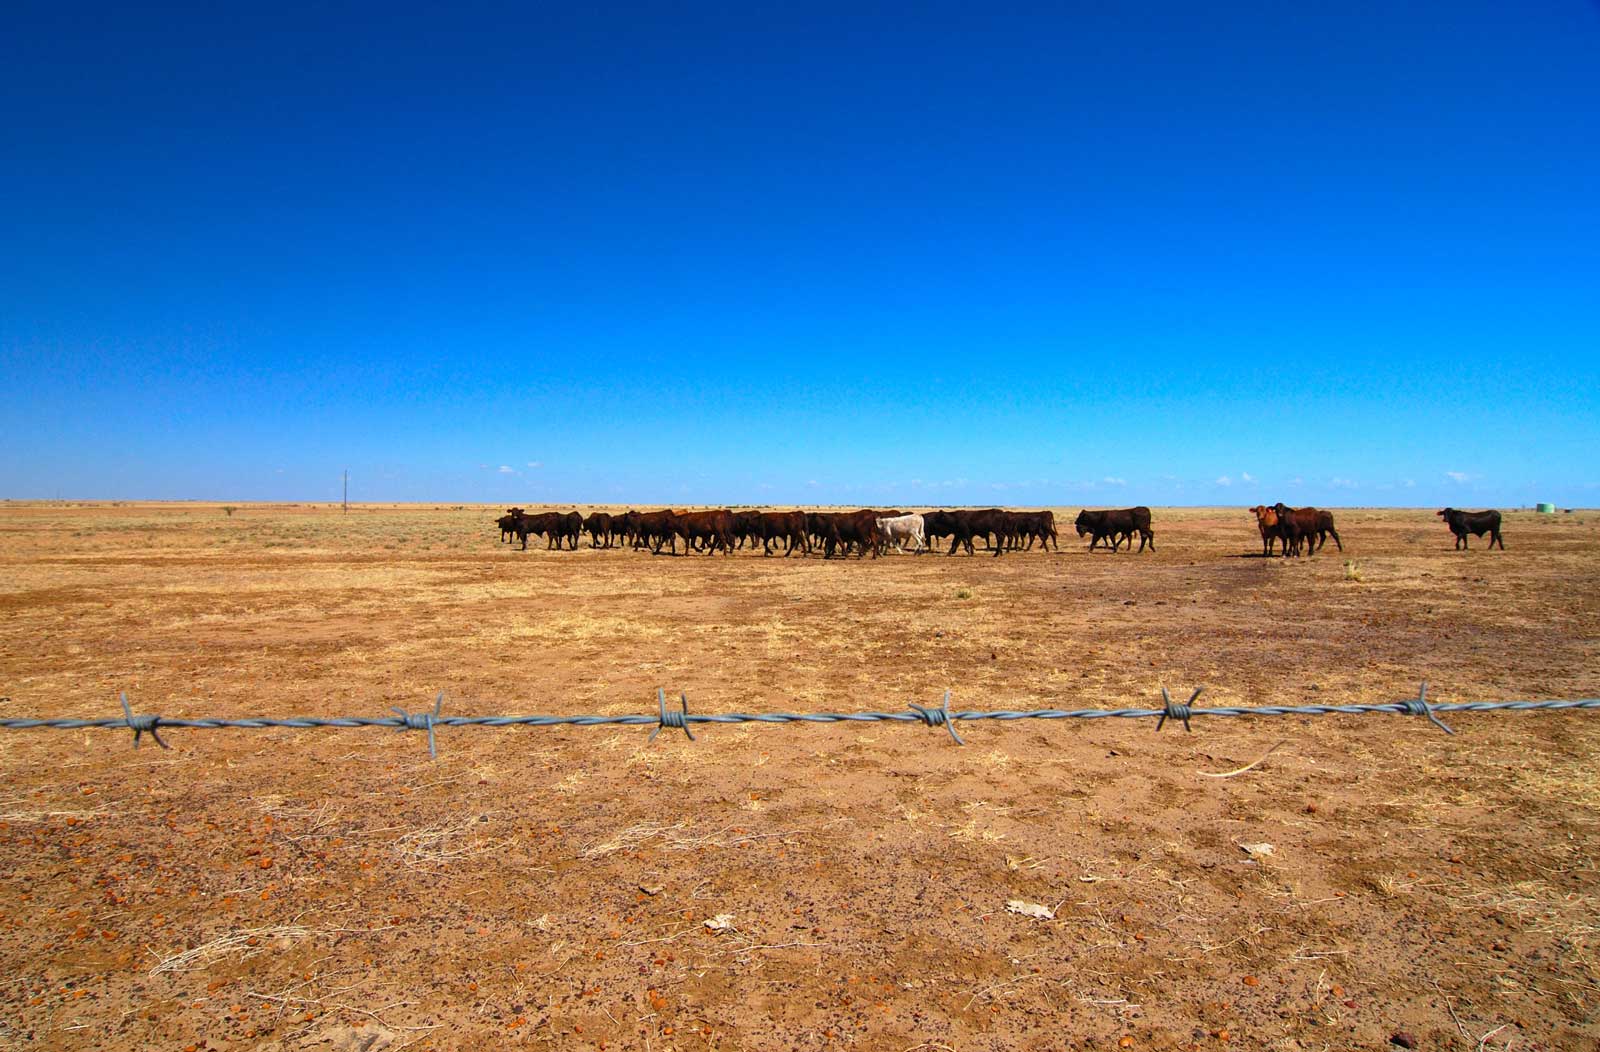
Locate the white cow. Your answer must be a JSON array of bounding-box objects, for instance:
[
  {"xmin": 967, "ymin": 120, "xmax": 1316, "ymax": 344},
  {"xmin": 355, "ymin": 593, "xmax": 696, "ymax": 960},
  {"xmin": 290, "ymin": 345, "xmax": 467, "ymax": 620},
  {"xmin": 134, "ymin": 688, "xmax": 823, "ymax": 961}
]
[{"xmin": 877, "ymin": 513, "xmax": 926, "ymax": 553}]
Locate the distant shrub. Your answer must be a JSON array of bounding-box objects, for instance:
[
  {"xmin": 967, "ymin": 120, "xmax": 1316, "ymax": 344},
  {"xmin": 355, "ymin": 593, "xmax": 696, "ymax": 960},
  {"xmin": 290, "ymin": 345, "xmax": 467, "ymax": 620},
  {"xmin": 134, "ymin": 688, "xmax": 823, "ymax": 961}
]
[
  {"xmin": 1343, "ymin": 560, "xmax": 1361, "ymax": 582},
  {"xmin": 223, "ymin": 506, "xmax": 236, "ymax": 517},
  {"xmin": 955, "ymin": 588, "xmax": 972, "ymax": 600}
]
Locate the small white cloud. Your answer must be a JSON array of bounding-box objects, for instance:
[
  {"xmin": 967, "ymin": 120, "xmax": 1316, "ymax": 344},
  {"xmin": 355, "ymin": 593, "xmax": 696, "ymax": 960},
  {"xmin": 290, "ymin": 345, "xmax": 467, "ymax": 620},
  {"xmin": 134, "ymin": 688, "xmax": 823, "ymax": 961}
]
[
  {"xmin": 1240, "ymin": 471, "xmax": 1255, "ymax": 483},
  {"xmin": 1445, "ymin": 471, "xmax": 1473, "ymax": 483},
  {"xmin": 1330, "ymin": 477, "xmax": 1357, "ymax": 489},
  {"xmin": 1103, "ymin": 476, "xmax": 1127, "ymax": 486},
  {"xmin": 498, "ymin": 465, "xmax": 517, "ymax": 474},
  {"xmin": 1216, "ymin": 475, "xmax": 1233, "ymax": 487},
  {"xmin": 527, "ymin": 461, "xmax": 543, "ymax": 469},
  {"xmin": 1404, "ymin": 479, "xmax": 1416, "ymax": 488},
  {"xmin": 806, "ymin": 479, "xmax": 819, "ymax": 487}
]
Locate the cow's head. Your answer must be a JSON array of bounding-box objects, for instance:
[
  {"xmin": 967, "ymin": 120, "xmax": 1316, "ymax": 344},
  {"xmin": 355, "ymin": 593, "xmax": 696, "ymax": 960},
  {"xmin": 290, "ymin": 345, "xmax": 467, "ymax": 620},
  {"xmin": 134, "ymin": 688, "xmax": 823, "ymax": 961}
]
[
  {"xmin": 1250, "ymin": 505, "xmax": 1277, "ymax": 527},
  {"xmin": 1074, "ymin": 510, "xmax": 1091, "ymax": 535},
  {"xmin": 1437, "ymin": 508, "xmax": 1454, "ymax": 519}
]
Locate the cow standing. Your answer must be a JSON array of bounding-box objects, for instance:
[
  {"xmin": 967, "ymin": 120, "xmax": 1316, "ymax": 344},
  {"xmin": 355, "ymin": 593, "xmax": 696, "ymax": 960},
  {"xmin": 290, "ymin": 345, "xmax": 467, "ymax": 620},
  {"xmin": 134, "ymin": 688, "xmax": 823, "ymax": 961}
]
[
  {"xmin": 1438, "ymin": 508, "xmax": 1504, "ymax": 550},
  {"xmin": 1075, "ymin": 508, "xmax": 1155, "ymax": 553},
  {"xmin": 876, "ymin": 513, "xmax": 926, "ymax": 553},
  {"xmin": 755, "ymin": 511, "xmax": 810, "ymax": 556},
  {"xmin": 673, "ymin": 510, "xmax": 736, "ymax": 555},
  {"xmin": 633, "ymin": 510, "xmax": 680, "ymax": 554},
  {"xmin": 1249, "ymin": 505, "xmax": 1284, "ymax": 556},
  {"xmin": 1271, "ymin": 504, "xmax": 1341, "ymax": 557},
  {"xmin": 583, "ymin": 512, "xmax": 616, "ymax": 548}
]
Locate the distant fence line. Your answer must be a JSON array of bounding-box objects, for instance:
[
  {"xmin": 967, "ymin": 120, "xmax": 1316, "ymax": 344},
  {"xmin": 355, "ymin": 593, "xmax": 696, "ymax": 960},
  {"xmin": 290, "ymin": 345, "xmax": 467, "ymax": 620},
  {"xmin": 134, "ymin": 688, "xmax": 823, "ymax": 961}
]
[{"xmin": 0, "ymin": 684, "xmax": 1598, "ymax": 758}]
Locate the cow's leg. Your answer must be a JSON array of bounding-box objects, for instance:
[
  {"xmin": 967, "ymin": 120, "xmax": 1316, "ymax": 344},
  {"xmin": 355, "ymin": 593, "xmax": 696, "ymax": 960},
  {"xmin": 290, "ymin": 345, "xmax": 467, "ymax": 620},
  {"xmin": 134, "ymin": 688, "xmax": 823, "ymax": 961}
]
[{"xmin": 1328, "ymin": 530, "xmax": 1341, "ymax": 552}]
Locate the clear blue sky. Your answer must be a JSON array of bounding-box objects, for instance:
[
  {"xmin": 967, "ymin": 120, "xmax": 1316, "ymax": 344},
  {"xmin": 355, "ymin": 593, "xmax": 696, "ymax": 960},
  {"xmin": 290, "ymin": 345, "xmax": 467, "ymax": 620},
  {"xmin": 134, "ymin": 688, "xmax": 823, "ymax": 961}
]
[{"xmin": 3, "ymin": 1, "xmax": 1596, "ymax": 507}]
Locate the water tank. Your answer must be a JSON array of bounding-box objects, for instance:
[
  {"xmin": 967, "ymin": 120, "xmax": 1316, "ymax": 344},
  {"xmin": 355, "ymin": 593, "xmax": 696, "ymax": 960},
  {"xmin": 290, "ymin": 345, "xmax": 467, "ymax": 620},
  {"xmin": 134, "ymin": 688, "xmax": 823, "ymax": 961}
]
[{"xmin": 1536, "ymin": 502, "xmax": 1556, "ymax": 514}]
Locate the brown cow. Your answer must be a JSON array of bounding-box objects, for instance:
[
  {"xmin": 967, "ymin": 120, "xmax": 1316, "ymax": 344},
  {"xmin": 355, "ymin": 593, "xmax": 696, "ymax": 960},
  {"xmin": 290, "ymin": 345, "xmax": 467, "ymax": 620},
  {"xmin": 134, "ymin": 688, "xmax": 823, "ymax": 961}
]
[
  {"xmin": 813, "ymin": 510, "xmax": 886, "ymax": 558},
  {"xmin": 1272, "ymin": 504, "xmax": 1341, "ymax": 557},
  {"xmin": 672, "ymin": 510, "xmax": 735, "ymax": 555},
  {"xmin": 1249, "ymin": 505, "xmax": 1284, "ymax": 557},
  {"xmin": 634, "ymin": 509, "xmax": 681, "ymax": 554},
  {"xmin": 755, "ymin": 510, "xmax": 809, "ymax": 555}
]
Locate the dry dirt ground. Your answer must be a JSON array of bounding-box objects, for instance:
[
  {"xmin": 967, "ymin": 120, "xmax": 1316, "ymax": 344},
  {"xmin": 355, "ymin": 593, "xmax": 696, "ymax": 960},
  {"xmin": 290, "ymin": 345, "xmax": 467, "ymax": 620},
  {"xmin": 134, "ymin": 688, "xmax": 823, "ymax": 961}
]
[{"xmin": 1, "ymin": 503, "xmax": 1598, "ymax": 1052}]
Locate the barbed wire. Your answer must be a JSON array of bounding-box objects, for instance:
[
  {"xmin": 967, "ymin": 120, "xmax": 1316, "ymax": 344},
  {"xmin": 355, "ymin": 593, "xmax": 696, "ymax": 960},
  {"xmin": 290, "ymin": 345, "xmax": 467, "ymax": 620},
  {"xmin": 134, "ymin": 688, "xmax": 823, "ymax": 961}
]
[{"xmin": 0, "ymin": 683, "xmax": 1597, "ymax": 759}]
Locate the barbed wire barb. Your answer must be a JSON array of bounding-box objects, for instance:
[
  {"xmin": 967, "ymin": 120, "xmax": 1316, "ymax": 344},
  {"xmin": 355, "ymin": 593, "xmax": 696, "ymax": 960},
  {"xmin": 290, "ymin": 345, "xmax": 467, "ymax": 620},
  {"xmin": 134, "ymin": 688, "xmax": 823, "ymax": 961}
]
[
  {"xmin": 908, "ymin": 689, "xmax": 964, "ymax": 745},
  {"xmin": 1401, "ymin": 680, "xmax": 1453, "ymax": 735},
  {"xmin": 391, "ymin": 692, "xmax": 445, "ymax": 757},
  {"xmin": 649, "ymin": 688, "xmax": 695, "ymax": 743},
  {"xmin": 120, "ymin": 691, "xmax": 168, "ymax": 750},
  {"xmin": 1156, "ymin": 686, "xmax": 1203, "ymax": 733}
]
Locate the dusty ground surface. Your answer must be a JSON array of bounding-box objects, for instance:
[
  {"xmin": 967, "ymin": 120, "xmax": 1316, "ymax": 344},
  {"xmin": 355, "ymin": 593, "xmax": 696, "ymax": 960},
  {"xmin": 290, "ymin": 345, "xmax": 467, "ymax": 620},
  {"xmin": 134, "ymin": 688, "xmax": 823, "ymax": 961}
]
[{"xmin": 1, "ymin": 502, "xmax": 1597, "ymax": 1052}]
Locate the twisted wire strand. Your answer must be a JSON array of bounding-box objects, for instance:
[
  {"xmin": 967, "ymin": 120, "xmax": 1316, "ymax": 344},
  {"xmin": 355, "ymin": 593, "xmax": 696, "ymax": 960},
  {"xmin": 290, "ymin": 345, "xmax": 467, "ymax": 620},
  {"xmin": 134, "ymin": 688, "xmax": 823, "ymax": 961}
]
[{"xmin": 2, "ymin": 691, "xmax": 1598, "ymax": 757}]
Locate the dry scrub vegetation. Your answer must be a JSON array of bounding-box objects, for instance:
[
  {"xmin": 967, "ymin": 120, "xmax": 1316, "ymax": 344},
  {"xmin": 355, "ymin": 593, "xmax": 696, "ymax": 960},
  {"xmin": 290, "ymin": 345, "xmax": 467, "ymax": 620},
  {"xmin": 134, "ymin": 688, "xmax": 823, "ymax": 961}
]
[{"xmin": 0, "ymin": 501, "xmax": 1598, "ymax": 1051}]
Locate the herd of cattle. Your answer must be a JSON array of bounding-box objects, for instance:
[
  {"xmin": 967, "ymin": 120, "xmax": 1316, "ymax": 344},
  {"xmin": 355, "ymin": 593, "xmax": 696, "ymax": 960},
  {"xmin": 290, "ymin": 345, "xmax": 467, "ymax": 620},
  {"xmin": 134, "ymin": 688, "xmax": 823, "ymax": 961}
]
[
  {"xmin": 493, "ymin": 504, "xmax": 1510, "ymax": 557},
  {"xmin": 495, "ymin": 507, "xmax": 1081, "ymax": 557}
]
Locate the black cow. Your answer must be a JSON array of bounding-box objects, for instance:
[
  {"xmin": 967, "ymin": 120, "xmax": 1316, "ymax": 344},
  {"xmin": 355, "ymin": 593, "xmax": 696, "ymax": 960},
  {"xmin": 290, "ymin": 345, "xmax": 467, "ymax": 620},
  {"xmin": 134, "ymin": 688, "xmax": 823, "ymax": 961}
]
[
  {"xmin": 617, "ymin": 510, "xmax": 642, "ymax": 548},
  {"xmin": 920, "ymin": 508, "xmax": 989, "ymax": 556},
  {"xmin": 1075, "ymin": 507, "xmax": 1154, "ymax": 552},
  {"xmin": 634, "ymin": 510, "xmax": 681, "ymax": 554},
  {"xmin": 730, "ymin": 510, "xmax": 763, "ymax": 550},
  {"xmin": 509, "ymin": 511, "xmax": 556, "ymax": 551},
  {"xmin": 583, "ymin": 512, "xmax": 616, "ymax": 548},
  {"xmin": 922, "ymin": 510, "xmax": 961, "ymax": 554},
  {"xmin": 999, "ymin": 510, "xmax": 1058, "ymax": 553},
  {"xmin": 1438, "ymin": 508, "xmax": 1504, "ymax": 550}
]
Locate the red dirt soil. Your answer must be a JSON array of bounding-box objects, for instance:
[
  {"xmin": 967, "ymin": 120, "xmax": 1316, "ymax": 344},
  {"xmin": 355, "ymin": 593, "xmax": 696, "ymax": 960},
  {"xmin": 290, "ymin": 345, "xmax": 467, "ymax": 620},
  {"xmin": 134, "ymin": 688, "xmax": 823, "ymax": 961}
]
[{"xmin": 1, "ymin": 503, "xmax": 1597, "ymax": 1051}]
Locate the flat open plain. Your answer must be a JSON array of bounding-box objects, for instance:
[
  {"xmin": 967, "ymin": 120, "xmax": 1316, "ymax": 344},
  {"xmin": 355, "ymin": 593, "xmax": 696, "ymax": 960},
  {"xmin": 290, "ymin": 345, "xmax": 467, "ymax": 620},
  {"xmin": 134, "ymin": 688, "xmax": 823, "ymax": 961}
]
[{"xmin": 1, "ymin": 502, "xmax": 1597, "ymax": 1051}]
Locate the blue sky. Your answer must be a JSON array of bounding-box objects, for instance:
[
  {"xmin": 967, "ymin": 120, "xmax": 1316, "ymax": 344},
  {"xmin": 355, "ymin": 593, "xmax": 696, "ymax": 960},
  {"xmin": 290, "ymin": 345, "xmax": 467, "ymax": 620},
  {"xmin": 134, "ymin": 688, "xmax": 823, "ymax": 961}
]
[{"xmin": 2, "ymin": 1, "xmax": 1596, "ymax": 506}]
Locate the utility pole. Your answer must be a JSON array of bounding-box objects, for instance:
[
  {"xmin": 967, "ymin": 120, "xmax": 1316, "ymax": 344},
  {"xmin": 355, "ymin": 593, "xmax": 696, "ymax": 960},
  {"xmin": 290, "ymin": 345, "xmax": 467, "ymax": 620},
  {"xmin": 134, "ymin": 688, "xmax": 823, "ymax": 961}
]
[{"xmin": 343, "ymin": 469, "xmax": 348, "ymax": 514}]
